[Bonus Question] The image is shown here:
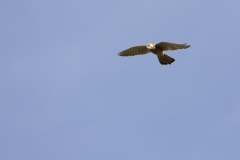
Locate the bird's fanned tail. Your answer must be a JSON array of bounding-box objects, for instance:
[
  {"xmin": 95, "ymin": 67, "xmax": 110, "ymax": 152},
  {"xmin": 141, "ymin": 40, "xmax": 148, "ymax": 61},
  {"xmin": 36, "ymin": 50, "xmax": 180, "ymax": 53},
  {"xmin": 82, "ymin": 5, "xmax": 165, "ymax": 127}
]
[{"xmin": 157, "ymin": 54, "xmax": 175, "ymax": 65}]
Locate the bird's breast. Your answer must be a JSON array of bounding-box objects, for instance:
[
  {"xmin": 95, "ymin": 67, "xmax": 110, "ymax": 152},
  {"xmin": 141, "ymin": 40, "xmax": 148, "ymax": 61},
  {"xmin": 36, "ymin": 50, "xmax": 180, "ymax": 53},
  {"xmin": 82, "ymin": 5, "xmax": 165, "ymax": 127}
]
[{"xmin": 149, "ymin": 49, "xmax": 164, "ymax": 56}]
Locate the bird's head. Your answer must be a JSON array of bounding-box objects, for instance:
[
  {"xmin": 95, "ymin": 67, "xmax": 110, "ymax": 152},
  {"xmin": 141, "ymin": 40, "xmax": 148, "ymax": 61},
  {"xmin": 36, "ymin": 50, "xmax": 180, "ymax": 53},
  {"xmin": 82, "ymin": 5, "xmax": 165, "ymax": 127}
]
[{"xmin": 146, "ymin": 43, "xmax": 155, "ymax": 49}]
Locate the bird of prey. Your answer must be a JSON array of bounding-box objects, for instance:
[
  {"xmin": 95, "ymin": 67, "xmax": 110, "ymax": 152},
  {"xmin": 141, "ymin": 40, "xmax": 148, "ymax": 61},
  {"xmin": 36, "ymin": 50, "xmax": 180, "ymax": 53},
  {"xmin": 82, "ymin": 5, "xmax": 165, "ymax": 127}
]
[{"xmin": 118, "ymin": 42, "xmax": 191, "ymax": 65}]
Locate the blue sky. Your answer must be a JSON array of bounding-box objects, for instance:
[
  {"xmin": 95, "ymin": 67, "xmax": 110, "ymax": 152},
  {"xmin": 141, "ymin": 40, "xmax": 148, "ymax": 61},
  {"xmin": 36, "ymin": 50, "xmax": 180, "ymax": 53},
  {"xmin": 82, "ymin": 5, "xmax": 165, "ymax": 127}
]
[{"xmin": 1, "ymin": 0, "xmax": 240, "ymax": 159}]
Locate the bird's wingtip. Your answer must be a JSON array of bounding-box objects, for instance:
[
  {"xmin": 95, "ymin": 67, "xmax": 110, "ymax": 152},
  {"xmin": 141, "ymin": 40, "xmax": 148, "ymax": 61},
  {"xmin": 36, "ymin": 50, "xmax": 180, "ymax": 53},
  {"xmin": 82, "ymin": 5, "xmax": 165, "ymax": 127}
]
[{"xmin": 185, "ymin": 43, "xmax": 191, "ymax": 48}]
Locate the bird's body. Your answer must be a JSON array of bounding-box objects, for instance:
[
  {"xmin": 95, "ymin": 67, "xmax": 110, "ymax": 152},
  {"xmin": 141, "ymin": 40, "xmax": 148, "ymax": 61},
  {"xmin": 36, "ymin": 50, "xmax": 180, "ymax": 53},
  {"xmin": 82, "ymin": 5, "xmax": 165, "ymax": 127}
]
[{"xmin": 118, "ymin": 42, "xmax": 190, "ymax": 65}]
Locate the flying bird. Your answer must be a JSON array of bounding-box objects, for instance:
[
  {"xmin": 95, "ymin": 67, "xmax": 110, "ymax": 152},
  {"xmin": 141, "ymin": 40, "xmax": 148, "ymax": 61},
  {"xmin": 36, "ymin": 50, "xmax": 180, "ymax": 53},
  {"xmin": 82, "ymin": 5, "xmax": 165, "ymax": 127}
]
[{"xmin": 118, "ymin": 42, "xmax": 191, "ymax": 65}]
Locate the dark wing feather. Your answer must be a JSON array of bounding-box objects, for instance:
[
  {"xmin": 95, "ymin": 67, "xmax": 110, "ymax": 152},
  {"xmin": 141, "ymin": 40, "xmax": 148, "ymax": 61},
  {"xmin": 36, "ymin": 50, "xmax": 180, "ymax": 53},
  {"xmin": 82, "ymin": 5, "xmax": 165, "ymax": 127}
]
[
  {"xmin": 156, "ymin": 42, "xmax": 190, "ymax": 51},
  {"xmin": 118, "ymin": 46, "xmax": 150, "ymax": 56}
]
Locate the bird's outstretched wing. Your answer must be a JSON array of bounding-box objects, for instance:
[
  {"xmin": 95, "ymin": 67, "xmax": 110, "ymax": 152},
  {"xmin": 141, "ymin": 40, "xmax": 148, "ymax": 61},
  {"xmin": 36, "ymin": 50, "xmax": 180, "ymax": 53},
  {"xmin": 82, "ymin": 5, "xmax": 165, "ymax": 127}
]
[
  {"xmin": 156, "ymin": 42, "xmax": 190, "ymax": 51},
  {"xmin": 118, "ymin": 46, "xmax": 150, "ymax": 56}
]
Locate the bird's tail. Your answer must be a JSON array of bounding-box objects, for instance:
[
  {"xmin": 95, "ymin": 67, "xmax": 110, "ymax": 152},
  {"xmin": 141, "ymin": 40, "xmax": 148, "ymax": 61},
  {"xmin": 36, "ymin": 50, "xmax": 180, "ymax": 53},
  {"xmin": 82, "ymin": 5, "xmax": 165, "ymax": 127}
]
[{"xmin": 157, "ymin": 54, "xmax": 175, "ymax": 65}]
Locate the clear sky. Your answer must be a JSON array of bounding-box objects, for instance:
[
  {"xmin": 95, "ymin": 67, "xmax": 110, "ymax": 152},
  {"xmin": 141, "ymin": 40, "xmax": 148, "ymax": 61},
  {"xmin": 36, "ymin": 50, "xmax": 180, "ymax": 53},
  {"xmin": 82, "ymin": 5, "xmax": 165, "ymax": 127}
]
[{"xmin": 1, "ymin": 0, "xmax": 240, "ymax": 160}]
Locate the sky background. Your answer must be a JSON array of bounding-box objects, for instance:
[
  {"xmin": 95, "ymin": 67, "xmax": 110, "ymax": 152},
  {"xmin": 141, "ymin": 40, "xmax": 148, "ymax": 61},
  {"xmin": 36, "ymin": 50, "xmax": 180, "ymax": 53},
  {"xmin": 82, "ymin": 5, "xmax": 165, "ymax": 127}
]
[{"xmin": 1, "ymin": 0, "xmax": 240, "ymax": 160}]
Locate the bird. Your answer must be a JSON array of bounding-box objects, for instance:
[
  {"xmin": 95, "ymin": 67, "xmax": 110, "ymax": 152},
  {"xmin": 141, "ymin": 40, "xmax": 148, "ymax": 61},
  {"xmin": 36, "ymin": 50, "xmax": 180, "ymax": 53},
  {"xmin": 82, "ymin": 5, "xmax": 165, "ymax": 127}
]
[{"xmin": 118, "ymin": 42, "xmax": 191, "ymax": 65}]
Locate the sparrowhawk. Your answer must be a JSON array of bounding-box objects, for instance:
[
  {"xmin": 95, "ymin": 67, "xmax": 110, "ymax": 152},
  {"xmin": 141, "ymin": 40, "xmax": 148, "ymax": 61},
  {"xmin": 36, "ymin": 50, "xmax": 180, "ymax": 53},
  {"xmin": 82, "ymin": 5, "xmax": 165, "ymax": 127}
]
[{"xmin": 118, "ymin": 42, "xmax": 191, "ymax": 65}]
